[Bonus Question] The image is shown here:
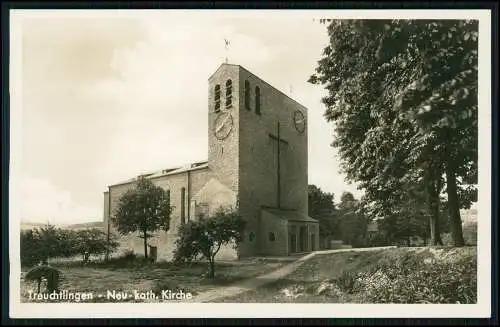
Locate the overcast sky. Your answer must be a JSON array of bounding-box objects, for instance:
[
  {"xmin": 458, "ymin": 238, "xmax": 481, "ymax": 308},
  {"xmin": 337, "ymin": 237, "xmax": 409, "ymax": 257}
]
[
  {"xmin": 11, "ymin": 10, "xmax": 486, "ymax": 225},
  {"xmin": 10, "ymin": 10, "xmax": 366, "ymax": 224}
]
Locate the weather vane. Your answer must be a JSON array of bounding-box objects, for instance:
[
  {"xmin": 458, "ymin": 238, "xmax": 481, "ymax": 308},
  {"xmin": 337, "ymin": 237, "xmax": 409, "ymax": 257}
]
[{"xmin": 224, "ymin": 38, "xmax": 230, "ymax": 63}]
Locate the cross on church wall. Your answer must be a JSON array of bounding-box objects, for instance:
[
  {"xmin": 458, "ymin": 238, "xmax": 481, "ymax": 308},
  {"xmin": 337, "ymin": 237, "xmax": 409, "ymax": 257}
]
[{"xmin": 268, "ymin": 121, "xmax": 288, "ymax": 208}]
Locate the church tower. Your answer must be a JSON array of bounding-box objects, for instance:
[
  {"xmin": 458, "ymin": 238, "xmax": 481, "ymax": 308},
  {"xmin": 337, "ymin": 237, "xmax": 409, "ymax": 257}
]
[
  {"xmin": 208, "ymin": 63, "xmax": 311, "ymax": 257},
  {"xmin": 207, "ymin": 65, "xmax": 241, "ymax": 201}
]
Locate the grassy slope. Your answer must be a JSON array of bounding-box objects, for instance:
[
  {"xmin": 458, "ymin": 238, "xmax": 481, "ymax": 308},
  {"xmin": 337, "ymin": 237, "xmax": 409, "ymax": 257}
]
[{"xmin": 217, "ymin": 247, "xmax": 477, "ymax": 303}]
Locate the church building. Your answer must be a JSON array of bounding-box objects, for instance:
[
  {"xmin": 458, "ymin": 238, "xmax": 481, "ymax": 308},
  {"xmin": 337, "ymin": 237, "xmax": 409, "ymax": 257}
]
[{"xmin": 103, "ymin": 63, "xmax": 319, "ymax": 260}]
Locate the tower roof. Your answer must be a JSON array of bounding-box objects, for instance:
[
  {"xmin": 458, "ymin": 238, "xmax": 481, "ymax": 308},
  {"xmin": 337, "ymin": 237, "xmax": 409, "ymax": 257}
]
[{"xmin": 209, "ymin": 63, "xmax": 308, "ymax": 111}]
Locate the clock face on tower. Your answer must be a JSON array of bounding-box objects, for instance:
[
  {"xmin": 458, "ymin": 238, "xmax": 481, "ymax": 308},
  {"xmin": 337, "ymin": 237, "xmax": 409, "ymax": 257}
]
[
  {"xmin": 214, "ymin": 112, "xmax": 234, "ymax": 140},
  {"xmin": 293, "ymin": 110, "xmax": 306, "ymax": 134}
]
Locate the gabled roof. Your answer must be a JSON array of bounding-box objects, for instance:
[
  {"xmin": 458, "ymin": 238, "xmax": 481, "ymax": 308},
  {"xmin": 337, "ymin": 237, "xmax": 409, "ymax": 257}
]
[
  {"xmin": 111, "ymin": 160, "xmax": 208, "ymax": 187},
  {"xmin": 263, "ymin": 207, "xmax": 319, "ymax": 223}
]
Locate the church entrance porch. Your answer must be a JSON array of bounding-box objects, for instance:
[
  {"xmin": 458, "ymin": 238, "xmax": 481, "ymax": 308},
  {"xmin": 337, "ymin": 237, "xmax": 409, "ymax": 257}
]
[{"xmin": 260, "ymin": 207, "xmax": 319, "ymax": 256}]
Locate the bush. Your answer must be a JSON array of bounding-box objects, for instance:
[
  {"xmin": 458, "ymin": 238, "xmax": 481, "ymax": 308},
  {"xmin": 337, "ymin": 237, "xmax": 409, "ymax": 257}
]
[
  {"xmin": 353, "ymin": 250, "xmax": 477, "ymax": 303},
  {"xmin": 21, "ymin": 226, "xmax": 119, "ymax": 267},
  {"xmin": 101, "ymin": 250, "xmax": 153, "ymax": 268},
  {"xmin": 24, "ymin": 265, "xmax": 62, "ymax": 293},
  {"xmin": 334, "ymin": 271, "xmax": 357, "ymax": 293},
  {"xmin": 21, "ymin": 229, "xmax": 44, "ymax": 267}
]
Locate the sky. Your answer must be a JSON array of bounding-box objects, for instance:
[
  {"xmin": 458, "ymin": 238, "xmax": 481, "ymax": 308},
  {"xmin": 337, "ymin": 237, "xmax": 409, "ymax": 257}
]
[{"xmin": 13, "ymin": 10, "xmax": 486, "ymax": 226}]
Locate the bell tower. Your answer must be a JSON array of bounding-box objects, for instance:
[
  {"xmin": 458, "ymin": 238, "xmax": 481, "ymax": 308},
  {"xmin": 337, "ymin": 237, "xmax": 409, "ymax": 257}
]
[{"xmin": 207, "ymin": 64, "xmax": 241, "ymax": 198}]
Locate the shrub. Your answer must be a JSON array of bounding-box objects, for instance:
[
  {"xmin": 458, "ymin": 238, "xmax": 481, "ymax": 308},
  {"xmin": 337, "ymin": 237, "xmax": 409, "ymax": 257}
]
[
  {"xmin": 101, "ymin": 250, "xmax": 154, "ymax": 268},
  {"xmin": 354, "ymin": 250, "xmax": 477, "ymax": 303},
  {"xmin": 21, "ymin": 226, "xmax": 119, "ymax": 267},
  {"xmin": 24, "ymin": 265, "xmax": 62, "ymax": 293},
  {"xmin": 21, "ymin": 229, "xmax": 44, "ymax": 267},
  {"xmin": 173, "ymin": 206, "xmax": 246, "ymax": 279},
  {"xmin": 334, "ymin": 271, "xmax": 357, "ymax": 293}
]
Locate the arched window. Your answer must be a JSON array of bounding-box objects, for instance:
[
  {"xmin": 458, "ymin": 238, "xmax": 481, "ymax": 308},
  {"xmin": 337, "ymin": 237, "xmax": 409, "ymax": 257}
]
[
  {"xmin": 214, "ymin": 84, "xmax": 221, "ymax": 112},
  {"xmin": 255, "ymin": 86, "xmax": 261, "ymax": 115},
  {"xmin": 244, "ymin": 80, "xmax": 251, "ymax": 110},
  {"xmin": 268, "ymin": 232, "xmax": 275, "ymax": 242},
  {"xmin": 249, "ymin": 232, "xmax": 255, "ymax": 242},
  {"xmin": 225, "ymin": 79, "xmax": 233, "ymax": 108}
]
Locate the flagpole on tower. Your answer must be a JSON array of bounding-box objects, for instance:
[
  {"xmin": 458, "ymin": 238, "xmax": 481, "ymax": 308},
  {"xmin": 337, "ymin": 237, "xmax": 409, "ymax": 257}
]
[{"xmin": 224, "ymin": 38, "xmax": 230, "ymax": 63}]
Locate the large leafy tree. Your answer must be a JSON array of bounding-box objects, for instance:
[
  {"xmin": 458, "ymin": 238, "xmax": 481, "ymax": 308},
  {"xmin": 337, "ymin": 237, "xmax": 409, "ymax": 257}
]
[
  {"xmin": 309, "ymin": 19, "xmax": 477, "ymax": 246},
  {"xmin": 308, "ymin": 184, "xmax": 337, "ymax": 239},
  {"xmin": 336, "ymin": 192, "xmax": 370, "ymax": 247},
  {"xmin": 112, "ymin": 176, "xmax": 172, "ymax": 258},
  {"xmin": 173, "ymin": 206, "xmax": 246, "ymax": 278}
]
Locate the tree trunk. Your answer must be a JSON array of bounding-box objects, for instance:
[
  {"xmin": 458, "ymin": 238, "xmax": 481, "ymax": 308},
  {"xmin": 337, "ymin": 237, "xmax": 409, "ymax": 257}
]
[
  {"xmin": 208, "ymin": 257, "xmax": 215, "ymax": 279},
  {"xmin": 143, "ymin": 230, "xmax": 148, "ymax": 259},
  {"xmin": 445, "ymin": 162, "xmax": 465, "ymax": 247},
  {"xmin": 427, "ymin": 179, "xmax": 443, "ymax": 246}
]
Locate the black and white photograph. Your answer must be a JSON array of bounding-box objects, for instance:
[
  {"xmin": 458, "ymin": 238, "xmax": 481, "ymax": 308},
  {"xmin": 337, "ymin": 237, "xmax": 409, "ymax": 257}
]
[{"xmin": 8, "ymin": 8, "xmax": 492, "ymax": 319}]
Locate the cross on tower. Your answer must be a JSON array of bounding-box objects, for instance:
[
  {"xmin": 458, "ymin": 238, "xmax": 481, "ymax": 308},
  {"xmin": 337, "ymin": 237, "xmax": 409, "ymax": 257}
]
[{"xmin": 269, "ymin": 121, "xmax": 288, "ymax": 208}]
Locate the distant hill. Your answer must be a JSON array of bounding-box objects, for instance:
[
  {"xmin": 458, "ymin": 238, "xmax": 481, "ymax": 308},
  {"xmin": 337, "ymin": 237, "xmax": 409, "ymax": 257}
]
[
  {"xmin": 61, "ymin": 221, "xmax": 104, "ymax": 230},
  {"xmin": 21, "ymin": 220, "xmax": 104, "ymax": 231},
  {"xmin": 20, "ymin": 222, "xmax": 49, "ymax": 231}
]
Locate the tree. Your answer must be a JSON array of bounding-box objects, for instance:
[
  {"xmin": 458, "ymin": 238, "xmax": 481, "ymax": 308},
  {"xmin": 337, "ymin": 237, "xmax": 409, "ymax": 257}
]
[
  {"xmin": 112, "ymin": 176, "xmax": 171, "ymax": 258},
  {"xmin": 25, "ymin": 265, "xmax": 62, "ymax": 293},
  {"xmin": 21, "ymin": 229, "xmax": 44, "ymax": 267},
  {"xmin": 173, "ymin": 206, "xmax": 246, "ymax": 279},
  {"xmin": 336, "ymin": 192, "xmax": 370, "ymax": 247},
  {"xmin": 309, "ymin": 19, "xmax": 477, "ymax": 247},
  {"xmin": 308, "ymin": 185, "xmax": 337, "ymax": 240}
]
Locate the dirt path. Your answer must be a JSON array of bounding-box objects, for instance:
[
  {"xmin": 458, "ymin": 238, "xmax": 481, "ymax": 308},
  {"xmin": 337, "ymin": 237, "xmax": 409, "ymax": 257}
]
[{"xmin": 187, "ymin": 246, "xmax": 396, "ymax": 303}]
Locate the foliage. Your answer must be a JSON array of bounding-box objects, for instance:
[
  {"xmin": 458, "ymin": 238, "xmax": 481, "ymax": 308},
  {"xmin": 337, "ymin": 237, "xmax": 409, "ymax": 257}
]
[
  {"xmin": 112, "ymin": 176, "xmax": 172, "ymax": 258},
  {"xmin": 354, "ymin": 251, "xmax": 476, "ymax": 303},
  {"xmin": 21, "ymin": 229, "xmax": 45, "ymax": 267},
  {"xmin": 308, "ymin": 184, "xmax": 337, "ymax": 238},
  {"xmin": 366, "ymin": 231, "xmax": 390, "ymax": 247},
  {"xmin": 98, "ymin": 249, "xmax": 156, "ymax": 268},
  {"xmin": 21, "ymin": 225, "xmax": 120, "ymax": 267},
  {"xmin": 309, "ymin": 19, "xmax": 478, "ymax": 247},
  {"xmin": 20, "ymin": 225, "xmax": 76, "ymax": 267},
  {"xmin": 73, "ymin": 228, "xmax": 119, "ymax": 262},
  {"xmin": 318, "ymin": 248, "xmax": 477, "ymax": 303},
  {"xmin": 336, "ymin": 192, "xmax": 370, "ymax": 247},
  {"xmin": 24, "ymin": 265, "xmax": 62, "ymax": 293},
  {"xmin": 173, "ymin": 206, "xmax": 246, "ymax": 278}
]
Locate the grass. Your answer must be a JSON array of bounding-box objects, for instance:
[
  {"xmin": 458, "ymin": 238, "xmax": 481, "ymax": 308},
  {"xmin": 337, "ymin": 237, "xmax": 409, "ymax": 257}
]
[
  {"xmin": 216, "ymin": 246, "xmax": 477, "ymax": 303},
  {"xmin": 20, "ymin": 257, "xmax": 286, "ymax": 303}
]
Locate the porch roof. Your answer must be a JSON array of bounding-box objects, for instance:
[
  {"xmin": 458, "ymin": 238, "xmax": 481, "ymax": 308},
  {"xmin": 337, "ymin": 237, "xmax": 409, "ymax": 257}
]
[{"xmin": 262, "ymin": 207, "xmax": 319, "ymax": 224}]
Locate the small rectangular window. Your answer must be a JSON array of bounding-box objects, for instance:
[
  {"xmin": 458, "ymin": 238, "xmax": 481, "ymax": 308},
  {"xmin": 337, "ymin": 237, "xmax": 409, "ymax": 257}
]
[
  {"xmin": 245, "ymin": 80, "xmax": 251, "ymax": 110},
  {"xmin": 214, "ymin": 84, "xmax": 221, "ymax": 112},
  {"xmin": 255, "ymin": 86, "xmax": 261, "ymax": 115}
]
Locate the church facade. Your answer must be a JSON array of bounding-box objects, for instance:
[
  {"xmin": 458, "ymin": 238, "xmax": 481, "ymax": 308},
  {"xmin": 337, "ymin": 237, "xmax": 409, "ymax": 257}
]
[{"xmin": 103, "ymin": 63, "xmax": 319, "ymax": 260}]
